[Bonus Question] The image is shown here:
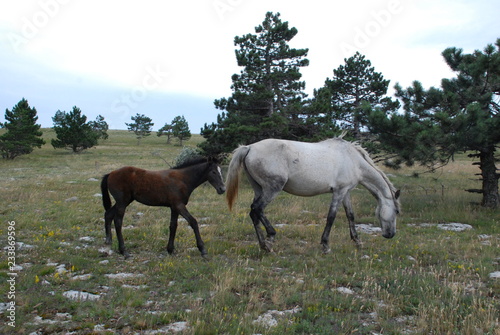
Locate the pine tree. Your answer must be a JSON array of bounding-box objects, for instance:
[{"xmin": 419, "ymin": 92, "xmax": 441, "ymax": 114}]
[
  {"xmin": 369, "ymin": 39, "xmax": 500, "ymax": 208},
  {"xmin": 171, "ymin": 115, "xmax": 191, "ymax": 146},
  {"xmin": 88, "ymin": 115, "xmax": 109, "ymax": 140},
  {"xmin": 51, "ymin": 106, "xmax": 100, "ymax": 153},
  {"xmin": 126, "ymin": 113, "xmax": 154, "ymax": 145},
  {"xmin": 324, "ymin": 52, "xmax": 399, "ymax": 140},
  {"xmin": 200, "ymin": 12, "xmax": 309, "ymax": 155},
  {"xmin": 157, "ymin": 123, "xmax": 173, "ymax": 144},
  {"xmin": 0, "ymin": 98, "xmax": 45, "ymax": 159}
]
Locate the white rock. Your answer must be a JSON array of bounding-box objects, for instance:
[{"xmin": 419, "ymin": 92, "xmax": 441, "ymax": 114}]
[
  {"xmin": 253, "ymin": 313, "xmax": 278, "ymax": 328},
  {"xmin": 489, "ymin": 271, "xmax": 500, "ymax": 279},
  {"xmin": 143, "ymin": 322, "xmax": 189, "ymax": 334},
  {"xmin": 65, "ymin": 196, "xmax": 79, "ymax": 202},
  {"xmin": 98, "ymin": 247, "xmax": 113, "ymax": 255},
  {"xmin": 56, "ymin": 264, "xmax": 67, "ymax": 274},
  {"xmin": 0, "ymin": 303, "xmax": 8, "ymax": 313},
  {"xmin": 437, "ymin": 223, "xmax": 473, "ymax": 231},
  {"xmin": 71, "ymin": 274, "xmax": 92, "ymax": 281},
  {"xmin": 63, "ymin": 290, "xmax": 101, "ymax": 301},
  {"xmin": 356, "ymin": 224, "xmax": 382, "ymax": 234},
  {"xmin": 105, "ymin": 273, "xmax": 145, "ymax": 280},
  {"xmin": 337, "ymin": 287, "xmax": 355, "ymax": 295},
  {"xmin": 122, "ymin": 284, "xmax": 148, "ymax": 289},
  {"xmin": 87, "ymin": 178, "xmax": 99, "ymax": 182},
  {"xmin": 2, "ymin": 242, "xmax": 36, "ymax": 250},
  {"xmin": 252, "ymin": 307, "xmax": 301, "ymax": 328}
]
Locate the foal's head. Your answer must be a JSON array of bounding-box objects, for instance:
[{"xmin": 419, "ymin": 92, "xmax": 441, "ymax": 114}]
[{"xmin": 206, "ymin": 159, "xmax": 226, "ymax": 195}]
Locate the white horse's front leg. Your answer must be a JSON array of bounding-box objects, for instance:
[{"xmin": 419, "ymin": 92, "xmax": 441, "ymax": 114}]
[
  {"xmin": 343, "ymin": 193, "xmax": 362, "ymax": 248},
  {"xmin": 321, "ymin": 190, "xmax": 347, "ymax": 253}
]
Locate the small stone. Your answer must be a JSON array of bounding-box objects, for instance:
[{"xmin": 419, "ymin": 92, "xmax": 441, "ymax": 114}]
[
  {"xmin": 71, "ymin": 274, "xmax": 92, "ymax": 281},
  {"xmin": 63, "ymin": 290, "xmax": 101, "ymax": 301},
  {"xmin": 105, "ymin": 273, "xmax": 145, "ymax": 280},
  {"xmin": 437, "ymin": 223, "xmax": 473, "ymax": 232},
  {"xmin": 337, "ymin": 287, "xmax": 355, "ymax": 295},
  {"xmin": 489, "ymin": 271, "xmax": 500, "ymax": 279}
]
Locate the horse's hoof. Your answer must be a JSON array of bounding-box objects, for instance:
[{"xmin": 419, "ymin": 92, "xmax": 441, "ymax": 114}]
[
  {"xmin": 261, "ymin": 241, "xmax": 273, "ymax": 252},
  {"xmin": 201, "ymin": 253, "xmax": 210, "ymax": 261},
  {"xmin": 123, "ymin": 252, "xmax": 132, "ymax": 259},
  {"xmin": 322, "ymin": 246, "xmax": 331, "ymax": 254}
]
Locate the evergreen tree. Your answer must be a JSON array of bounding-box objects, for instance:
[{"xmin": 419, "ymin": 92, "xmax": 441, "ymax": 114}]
[
  {"xmin": 157, "ymin": 123, "xmax": 173, "ymax": 144},
  {"xmin": 171, "ymin": 115, "xmax": 191, "ymax": 146},
  {"xmin": 324, "ymin": 52, "xmax": 399, "ymax": 140},
  {"xmin": 126, "ymin": 113, "xmax": 154, "ymax": 144},
  {"xmin": 200, "ymin": 12, "xmax": 309, "ymax": 155},
  {"xmin": 369, "ymin": 39, "xmax": 500, "ymax": 208},
  {"xmin": 0, "ymin": 98, "xmax": 45, "ymax": 159},
  {"xmin": 51, "ymin": 106, "xmax": 100, "ymax": 153},
  {"xmin": 88, "ymin": 115, "xmax": 109, "ymax": 140}
]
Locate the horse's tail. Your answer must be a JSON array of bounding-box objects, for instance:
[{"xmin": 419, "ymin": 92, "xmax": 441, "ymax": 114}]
[
  {"xmin": 226, "ymin": 145, "xmax": 250, "ymax": 211},
  {"xmin": 101, "ymin": 174, "xmax": 112, "ymax": 211}
]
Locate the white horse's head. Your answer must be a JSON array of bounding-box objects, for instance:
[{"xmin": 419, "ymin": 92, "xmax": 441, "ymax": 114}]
[{"xmin": 376, "ymin": 190, "xmax": 400, "ymax": 238}]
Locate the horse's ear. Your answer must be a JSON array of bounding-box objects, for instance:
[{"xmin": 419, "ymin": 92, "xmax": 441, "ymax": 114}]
[
  {"xmin": 209, "ymin": 154, "xmax": 224, "ymax": 164},
  {"xmin": 395, "ymin": 190, "xmax": 401, "ymax": 199}
]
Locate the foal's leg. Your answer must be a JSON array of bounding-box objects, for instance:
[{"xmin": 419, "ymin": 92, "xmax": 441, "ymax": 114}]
[
  {"xmin": 167, "ymin": 209, "xmax": 179, "ymax": 255},
  {"xmin": 343, "ymin": 194, "xmax": 361, "ymax": 247},
  {"xmin": 104, "ymin": 206, "xmax": 116, "ymax": 245},
  {"xmin": 321, "ymin": 190, "xmax": 348, "ymax": 253},
  {"xmin": 113, "ymin": 205, "xmax": 130, "ymax": 258},
  {"xmin": 176, "ymin": 204, "xmax": 207, "ymax": 258}
]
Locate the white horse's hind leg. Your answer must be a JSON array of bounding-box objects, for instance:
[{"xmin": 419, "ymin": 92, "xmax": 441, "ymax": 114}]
[{"xmin": 249, "ymin": 189, "xmax": 281, "ymax": 251}]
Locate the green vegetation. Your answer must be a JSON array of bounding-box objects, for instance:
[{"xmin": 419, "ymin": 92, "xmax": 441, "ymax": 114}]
[
  {"xmin": 0, "ymin": 98, "xmax": 45, "ymax": 159},
  {"xmin": 0, "ymin": 130, "xmax": 498, "ymax": 334},
  {"xmin": 126, "ymin": 113, "xmax": 154, "ymax": 145},
  {"xmin": 51, "ymin": 106, "xmax": 108, "ymax": 153}
]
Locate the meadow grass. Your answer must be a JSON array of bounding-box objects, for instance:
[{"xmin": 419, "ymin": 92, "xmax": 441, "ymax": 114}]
[{"xmin": 0, "ymin": 130, "xmax": 498, "ymax": 334}]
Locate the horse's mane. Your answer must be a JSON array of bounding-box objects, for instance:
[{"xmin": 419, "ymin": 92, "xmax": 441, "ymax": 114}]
[
  {"xmin": 172, "ymin": 156, "xmax": 220, "ymax": 170},
  {"xmin": 338, "ymin": 136, "xmax": 401, "ymax": 212},
  {"xmin": 172, "ymin": 157, "xmax": 209, "ymax": 169}
]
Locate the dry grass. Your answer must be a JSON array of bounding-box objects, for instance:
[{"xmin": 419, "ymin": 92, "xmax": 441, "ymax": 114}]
[{"xmin": 0, "ymin": 130, "xmax": 499, "ymax": 334}]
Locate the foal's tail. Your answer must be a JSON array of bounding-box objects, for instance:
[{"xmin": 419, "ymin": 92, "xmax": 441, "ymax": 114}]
[
  {"xmin": 226, "ymin": 145, "xmax": 250, "ymax": 211},
  {"xmin": 101, "ymin": 174, "xmax": 112, "ymax": 211}
]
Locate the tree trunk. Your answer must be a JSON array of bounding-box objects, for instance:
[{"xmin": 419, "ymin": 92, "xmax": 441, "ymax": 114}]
[{"xmin": 479, "ymin": 147, "xmax": 499, "ymax": 208}]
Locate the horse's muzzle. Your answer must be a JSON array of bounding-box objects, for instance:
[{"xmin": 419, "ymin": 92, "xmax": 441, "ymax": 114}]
[
  {"xmin": 217, "ymin": 186, "xmax": 226, "ymax": 195},
  {"xmin": 382, "ymin": 231, "xmax": 395, "ymax": 239}
]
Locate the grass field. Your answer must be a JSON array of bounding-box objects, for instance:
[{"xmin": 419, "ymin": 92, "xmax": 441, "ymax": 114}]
[{"xmin": 0, "ymin": 130, "xmax": 499, "ymax": 334}]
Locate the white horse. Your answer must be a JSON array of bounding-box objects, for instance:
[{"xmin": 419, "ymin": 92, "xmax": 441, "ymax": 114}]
[{"xmin": 226, "ymin": 137, "xmax": 400, "ymax": 253}]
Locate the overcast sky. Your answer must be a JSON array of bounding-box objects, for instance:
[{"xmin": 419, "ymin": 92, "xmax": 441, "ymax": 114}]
[{"xmin": 0, "ymin": 0, "xmax": 499, "ymax": 132}]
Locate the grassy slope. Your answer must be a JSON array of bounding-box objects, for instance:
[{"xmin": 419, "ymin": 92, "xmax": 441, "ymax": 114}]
[{"xmin": 0, "ymin": 130, "xmax": 498, "ymax": 334}]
